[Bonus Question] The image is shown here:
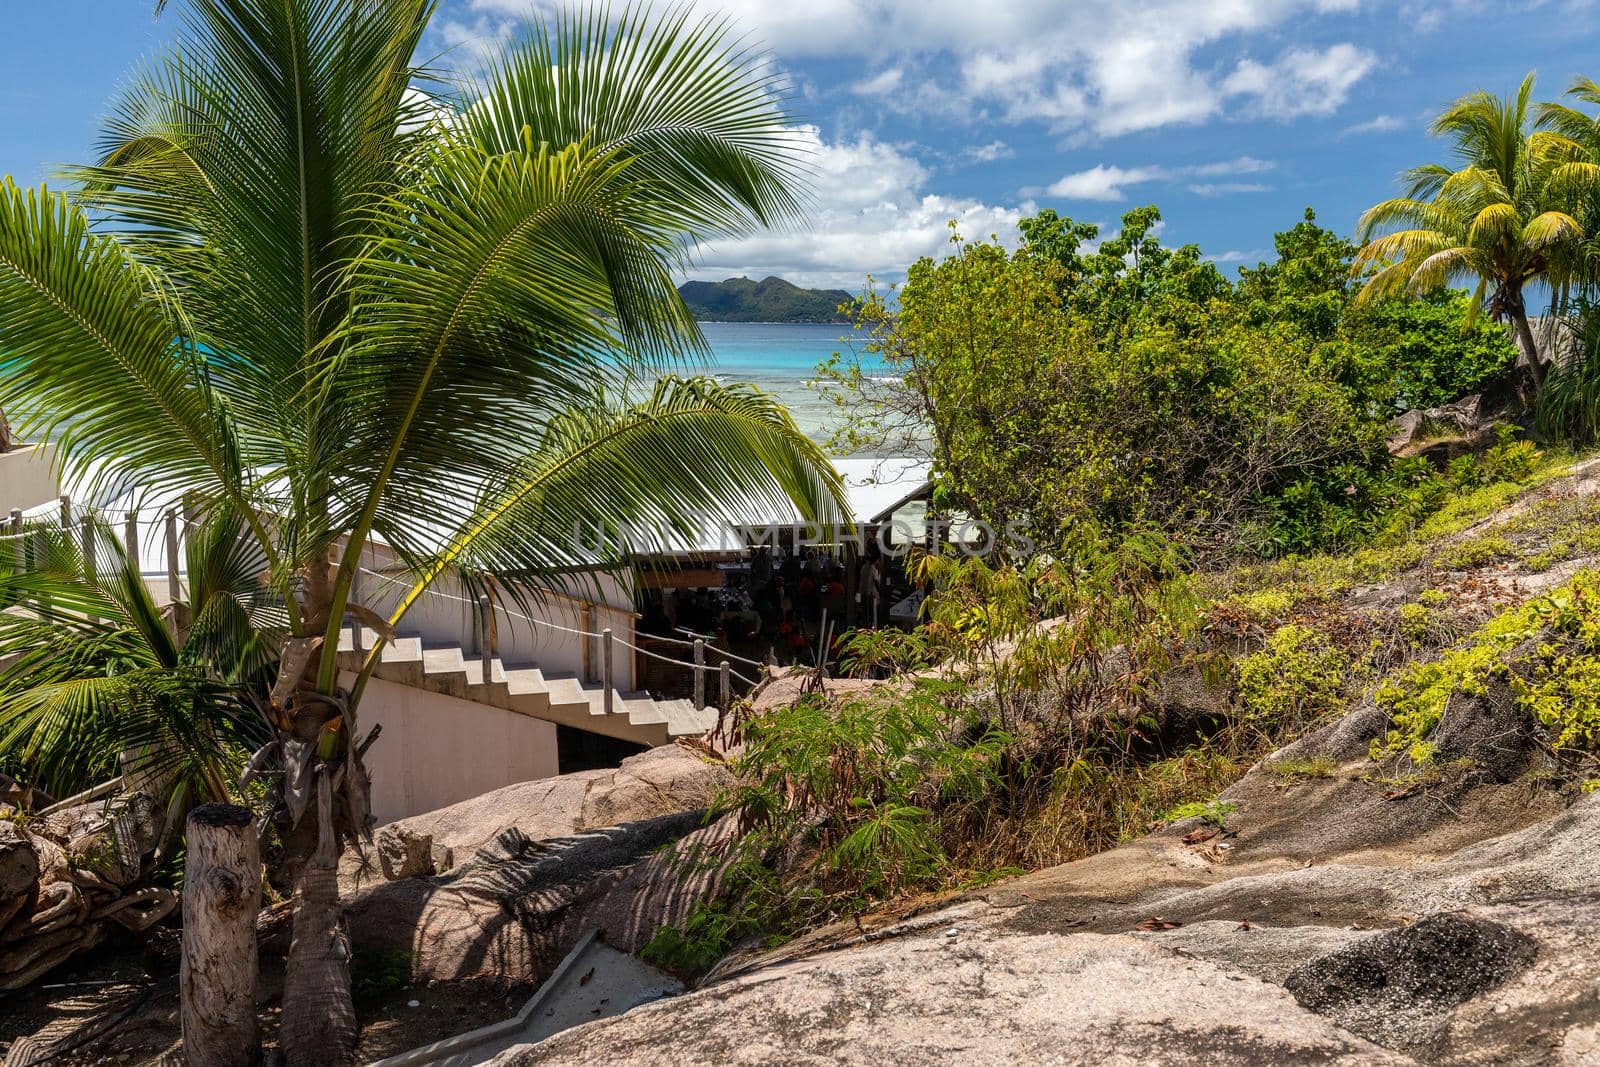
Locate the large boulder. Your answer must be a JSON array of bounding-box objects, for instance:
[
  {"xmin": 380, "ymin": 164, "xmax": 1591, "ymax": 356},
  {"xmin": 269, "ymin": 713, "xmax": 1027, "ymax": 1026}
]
[
  {"xmin": 344, "ymin": 744, "xmax": 734, "ymax": 982},
  {"xmin": 491, "ymin": 929, "xmax": 1410, "ymax": 1066},
  {"xmin": 355, "ymin": 743, "xmax": 730, "ymax": 871},
  {"xmin": 569, "ymin": 814, "xmax": 744, "ymax": 955},
  {"xmin": 346, "ymin": 812, "xmax": 709, "ymax": 983}
]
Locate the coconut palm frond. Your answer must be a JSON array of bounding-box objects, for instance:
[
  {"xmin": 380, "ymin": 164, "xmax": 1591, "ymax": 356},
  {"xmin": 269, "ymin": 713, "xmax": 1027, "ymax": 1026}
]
[{"xmin": 374, "ymin": 376, "xmax": 848, "ymax": 632}]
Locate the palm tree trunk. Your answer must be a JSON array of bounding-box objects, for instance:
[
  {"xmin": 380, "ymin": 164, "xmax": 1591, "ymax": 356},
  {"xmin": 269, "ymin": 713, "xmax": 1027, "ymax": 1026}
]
[
  {"xmin": 274, "ymin": 556, "xmax": 368, "ymax": 1066},
  {"xmin": 1506, "ymin": 287, "xmax": 1548, "ymax": 402},
  {"xmin": 280, "ymin": 767, "xmax": 359, "ymax": 1065}
]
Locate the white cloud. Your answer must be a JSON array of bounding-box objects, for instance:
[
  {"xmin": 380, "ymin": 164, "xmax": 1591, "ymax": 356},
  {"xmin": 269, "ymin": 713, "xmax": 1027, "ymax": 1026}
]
[
  {"xmin": 436, "ymin": 12, "xmax": 513, "ymax": 68},
  {"xmin": 1207, "ymin": 248, "xmax": 1271, "ymax": 264},
  {"xmin": 964, "ymin": 140, "xmax": 1015, "ymax": 163},
  {"xmin": 1047, "ymin": 157, "xmax": 1275, "ymax": 201},
  {"xmin": 452, "ymin": 1, "xmax": 1379, "ymax": 138},
  {"xmin": 1340, "ymin": 113, "xmax": 1406, "ymax": 136},
  {"xmin": 1188, "ymin": 182, "xmax": 1271, "ymax": 196},
  {"xmin": 1221, "ymin": 43, "xmax": 1377, "ymax": 119},
  {"xmin": 679, "ymin": 126, "xmax": 1030, "ymax": 289},
  {"xmin": 1047, "ymin": 164, "xmax": 1167, "ymax": 201},
  {"xmin": 852, "ymin": 67, "xmax": 904, "ymax": 96}
]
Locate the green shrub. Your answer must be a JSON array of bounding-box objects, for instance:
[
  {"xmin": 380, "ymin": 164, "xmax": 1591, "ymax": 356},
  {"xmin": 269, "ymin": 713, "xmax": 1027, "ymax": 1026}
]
[
  {"xmin": 350, "ymin": 951, "xmax": 413, "ymax": 1004},
  {"xmin": 1266, "ymin": 755, "xmax": 1338, "ymax": 780},
  {"xmin": 1436, "ymin": 535, "xmax": 1518, "ymax": 570},
  {"xmin": 1161, "ymin": 797, "xmax": 1238, "ymax": 827},
  {"xmin": 1237, "ymin": 624, "xmax": 1351, "ymax": 729},
  {"xmin": 1372, "ymin": 569, "xmax": 1600, "ymax": 765},
  {"xmin": 1399, "ymin": 603, "xmax": 1434, "ymax": 645},
  {"xmin": 719, "ymin": 680, "xmax": 1011, "ymax": 907}
]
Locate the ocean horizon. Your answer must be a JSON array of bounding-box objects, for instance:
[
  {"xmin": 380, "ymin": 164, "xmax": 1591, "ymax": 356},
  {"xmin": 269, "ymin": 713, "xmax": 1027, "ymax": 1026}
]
[{"xmin": 686, "ymin": 321, "xmax": 892, "ymax": 446}]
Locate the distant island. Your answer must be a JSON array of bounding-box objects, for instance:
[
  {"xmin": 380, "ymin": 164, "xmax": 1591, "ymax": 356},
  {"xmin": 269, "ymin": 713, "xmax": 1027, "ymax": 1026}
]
[{"xmin": 677, "ymin": 276, "xmax": 853, "ymax": 323}]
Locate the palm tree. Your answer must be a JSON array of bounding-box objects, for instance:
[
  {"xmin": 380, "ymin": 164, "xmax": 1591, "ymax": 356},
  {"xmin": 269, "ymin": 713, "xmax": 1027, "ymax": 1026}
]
[
  {"xmin": 0, "ymin": 1, "xmax": 844, "ymax": 1060},
  {"xmin": 1354, "ymin": 72, "xmax": 1600, "ymax": 401},
  {"xmin": 0, "ymin": 507, "xmax": 281, "ymax": 832}
]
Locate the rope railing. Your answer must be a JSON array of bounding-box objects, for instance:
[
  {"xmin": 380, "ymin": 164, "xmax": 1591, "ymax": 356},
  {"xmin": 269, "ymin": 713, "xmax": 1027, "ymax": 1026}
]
[
  {"xmin": 3, "ymin": 496, "xmax": 189, "ymax": 604},
  {"xmin": 647, "ymin": 626, "xmax": 768, "ymax": 670}
]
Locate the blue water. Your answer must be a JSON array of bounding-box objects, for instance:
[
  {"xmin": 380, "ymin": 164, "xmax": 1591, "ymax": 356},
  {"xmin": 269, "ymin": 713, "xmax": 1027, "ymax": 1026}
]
[{"xmin": 686, "ymin": 322, "xmax": 890, "ymax": 444}]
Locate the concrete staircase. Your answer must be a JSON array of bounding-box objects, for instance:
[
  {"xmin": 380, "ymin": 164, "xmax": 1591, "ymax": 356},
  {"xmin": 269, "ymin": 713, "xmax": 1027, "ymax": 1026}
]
[{"xmin": 335, "ymin": 625, "xmax": 717, "ymax": 748}]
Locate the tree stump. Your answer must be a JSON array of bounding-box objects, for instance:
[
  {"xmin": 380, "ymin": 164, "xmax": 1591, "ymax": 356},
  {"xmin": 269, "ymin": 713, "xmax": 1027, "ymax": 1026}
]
[{"xmin": 181, "ymin": 804, "xmax": 261, "ymax": 1067}]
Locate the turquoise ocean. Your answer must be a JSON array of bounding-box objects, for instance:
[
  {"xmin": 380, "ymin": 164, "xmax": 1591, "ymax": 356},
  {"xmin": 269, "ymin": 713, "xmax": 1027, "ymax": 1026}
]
[{"xmin": 687, "ymin": 321, "xmax": 889, "ymax": 445}]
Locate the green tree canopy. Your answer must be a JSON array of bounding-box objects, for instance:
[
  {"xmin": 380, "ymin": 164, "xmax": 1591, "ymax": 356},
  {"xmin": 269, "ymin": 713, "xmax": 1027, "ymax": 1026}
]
[{"xmin": 1354, "ymin": 72, "xmax": 1600, "ymax": 400}]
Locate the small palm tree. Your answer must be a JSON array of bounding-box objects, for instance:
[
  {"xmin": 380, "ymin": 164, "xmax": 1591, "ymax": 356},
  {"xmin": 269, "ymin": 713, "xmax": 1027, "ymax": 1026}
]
[
  {"xmin": 1354, "ymin": 73, "xmax": 1600, "ymax": 401},
  {"xmin": 0, "ymin": 2, "xmax": 844, "ymax": 1059},
  {"xmin": 0, "ymin": 508, "xmax": 281, "ymax": 830}
]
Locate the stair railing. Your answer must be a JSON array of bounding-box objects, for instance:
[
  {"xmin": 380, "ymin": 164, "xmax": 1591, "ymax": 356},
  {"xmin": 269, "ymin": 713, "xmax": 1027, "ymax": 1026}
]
[{"xmin": 357, "ymin": 564, "xmax": 765, "ymax": 712}]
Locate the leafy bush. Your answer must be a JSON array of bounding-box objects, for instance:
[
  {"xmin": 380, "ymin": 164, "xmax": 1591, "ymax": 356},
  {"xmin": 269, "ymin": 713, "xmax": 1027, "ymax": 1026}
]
[
  {"xmin": 1372, "ymin": 569, "xmax": 1600, "ymax": 766},
  {"xmin": 1237, "ymin": 624, "xmax": 1352, "ymax": 730},
  {"xmin": 1161, "ymin": 797, "xmax": 1238, "ymax": 827},
  {"xmin": 1256, "ymin": 427, "xmax": 1550, "ymax": 559},
  {"xmin": 721, "ymin": 681, "xmax": 1011, "ymax": 904},
  {"xmin": 1236, "ymin": 210, "xmax": 1517, "ymax": 413}
]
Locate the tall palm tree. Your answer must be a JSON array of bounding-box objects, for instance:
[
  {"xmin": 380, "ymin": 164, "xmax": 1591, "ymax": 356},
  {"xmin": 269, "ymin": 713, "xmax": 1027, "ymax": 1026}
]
[
  {"xmin": 0, "ymin": 1, "xmax": 844, "ymax": 1060},
  {"xmin": 1354, "ymin": 72, "xmax": 1600, "ymax": 401}
]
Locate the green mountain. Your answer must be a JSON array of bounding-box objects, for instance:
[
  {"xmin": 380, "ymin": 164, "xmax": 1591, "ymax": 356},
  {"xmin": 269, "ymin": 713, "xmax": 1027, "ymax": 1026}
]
[{"xmin": 677, "ymin": 276, "xmax": 853, "ymax": 323}]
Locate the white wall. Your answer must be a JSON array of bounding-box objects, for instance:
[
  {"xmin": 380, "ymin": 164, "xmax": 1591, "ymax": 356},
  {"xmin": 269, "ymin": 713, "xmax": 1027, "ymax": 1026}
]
[
  {"xmin": 0, "ymin": 444, "xmax": 60, "ymax": 514},
  {"xmin": 353, "ymin": 673, "xmax": 560, "ymax": 824}
]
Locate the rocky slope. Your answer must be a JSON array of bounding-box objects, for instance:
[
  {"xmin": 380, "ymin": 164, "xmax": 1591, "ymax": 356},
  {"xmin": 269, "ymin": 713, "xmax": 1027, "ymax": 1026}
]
[
  {"xmin": 482, "ymin": 456, "xmax": 1600, "ymax": 1065},
  {"xmin": 487, "ymin": 705, "xmax": 1600, "ymax": 1064}
]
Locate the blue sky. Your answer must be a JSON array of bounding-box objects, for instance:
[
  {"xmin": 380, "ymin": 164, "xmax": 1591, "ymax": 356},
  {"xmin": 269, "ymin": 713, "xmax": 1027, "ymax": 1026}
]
[{"xmin": 5, "ymin": 1, "xmax": 1600, "ymax": 288}]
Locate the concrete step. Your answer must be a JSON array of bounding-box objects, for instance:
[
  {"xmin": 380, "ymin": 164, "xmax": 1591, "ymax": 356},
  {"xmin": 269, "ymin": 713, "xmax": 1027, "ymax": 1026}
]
[
  {"xmin": 336, "ymin": 625, "xmax": 715, "ymax": 747},
  {"xmin": 659, "ymin": 698, "xmax": 718, "ymax": 738},
  {"xmin": 505, "ymin": 667, "xmax": 551, "ymax": 716}
]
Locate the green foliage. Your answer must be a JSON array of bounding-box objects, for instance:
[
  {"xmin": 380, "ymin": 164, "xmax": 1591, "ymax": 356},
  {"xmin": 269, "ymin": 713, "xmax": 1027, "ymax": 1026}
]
[
  {"xmin": 1537, "ymin": 326, "xmax": 1600, "ymax": 444},
  {"xmin": 351, "ymin": 951, "xmax": 414, "ymax": 1005},
  {"xmin": 717, "ymin": 680, "xmax": 1011, "ymax": 911},
  {"xmin": 1236, "ymin": 625, "xmax": 1352, "ymax": 730},
  {"xmin": 1355, "ymin": 72, "xmax": 1590, "ymax": 403},
  {"xmin": 1400, "ymin": 602, "xmax": 1436, "ymax": 645},
  {"xmin": 1337, "ymin": 291, "xmax": 1518, "ymax": 413},
  {"xmin": 823, "ymin": 217, "xmax": 1384, "ymax": 557},
  {"xmin": 1266, "ymin": 756, "xmax": 1338, "ymax": 780},
  {"xmin": 1237, "ymin": 209, "xmax": 1516, "ymax": 412},
  {"xmin": 822, "ymin": 203, "xmax": 1525, "ymax": 561},
  {"xmin": 1253, "ymin": 429, "xmax": 1559, "ymax": 563},
  {"xmin": 0, "ymin": 509, "xmax": 278, "ymax": 811},
  {"xmin": 1372, "ymin": 569, "xmax": 1600, "ymax": 765},
  {"xmin": 1254, "ymin": 456, "xmax": 1438, "ymax": 557},
  {"xmin": 1161, "ymin": 797, "xmax": 1238, "ymax": 828},
  {"xmin": 1436, "ymin": 534, "xmax": 1518, "ymax": 570}
]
